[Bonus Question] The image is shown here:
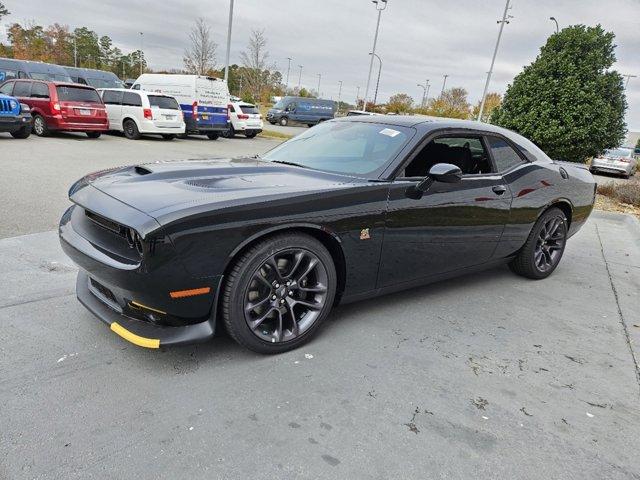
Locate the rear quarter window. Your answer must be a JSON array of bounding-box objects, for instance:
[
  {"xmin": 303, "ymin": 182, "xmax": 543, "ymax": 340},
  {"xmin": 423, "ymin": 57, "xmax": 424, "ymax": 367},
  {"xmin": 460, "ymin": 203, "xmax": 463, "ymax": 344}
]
[
  {"xmin": 239, "ymin": 104, "xmax": 259, "ymax": 114},
  {"xmin": 122, "ymin": 91, "xmax": 142, "ymax": 107},
  {"xmin": 56, "ymin": 86, "xmax": 101, "ymax": 103},
  {"xmin": 148, "ymin": 95, "xmax": 179, "ymax": 110}
]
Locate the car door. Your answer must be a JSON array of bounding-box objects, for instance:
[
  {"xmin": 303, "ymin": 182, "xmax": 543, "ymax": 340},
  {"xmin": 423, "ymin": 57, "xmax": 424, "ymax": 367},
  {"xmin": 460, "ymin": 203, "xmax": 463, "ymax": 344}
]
[
  {"xmin": 28, "ymin": 81, "xmax": 51, "ymax": 116},
  {"xmin": 121, "ymin": 91, "xmax": 142, "ymax": 129},
  {"xmin": 101, "ymin": 90, "xmax": 124, "ymax": 130},
  {"xmin": 378, "ymin": 131, "xmax": 512, "ymax": 287}
]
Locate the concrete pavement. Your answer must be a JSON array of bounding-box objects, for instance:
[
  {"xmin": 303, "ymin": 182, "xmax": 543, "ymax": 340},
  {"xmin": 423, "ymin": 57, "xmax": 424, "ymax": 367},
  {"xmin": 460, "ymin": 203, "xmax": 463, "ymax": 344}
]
[{"xmin": 1, "ymin": 211, "xmax": 639, "ymax": 479}]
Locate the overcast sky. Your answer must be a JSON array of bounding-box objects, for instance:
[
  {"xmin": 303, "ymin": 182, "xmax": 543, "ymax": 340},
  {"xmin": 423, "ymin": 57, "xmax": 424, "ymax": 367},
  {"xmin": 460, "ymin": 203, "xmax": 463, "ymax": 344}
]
[{"xmin": 3, "ymin": 0, "xmax": 639, "ymax": 130}]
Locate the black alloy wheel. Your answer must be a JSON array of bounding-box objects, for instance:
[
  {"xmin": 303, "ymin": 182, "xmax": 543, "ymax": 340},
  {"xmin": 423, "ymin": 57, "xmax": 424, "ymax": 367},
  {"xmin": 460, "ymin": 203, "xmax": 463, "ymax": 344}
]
[
  {"xmin": 123, "ymin": 119, "xmax": 141, "ymax": 140},
  {"xmin": 222, "ymin": 233, "xmax": 336, "ymax": 353},
  {"xmin": 509, "ymin": 207, "xmax": 567, "ymax": 279}
]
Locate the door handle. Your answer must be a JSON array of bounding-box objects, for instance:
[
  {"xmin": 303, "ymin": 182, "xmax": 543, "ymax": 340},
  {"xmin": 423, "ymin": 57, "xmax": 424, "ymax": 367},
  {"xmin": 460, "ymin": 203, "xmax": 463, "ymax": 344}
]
[{"xmin": 492, "ymin": 185, "xmax": 507, "ymax": 195}]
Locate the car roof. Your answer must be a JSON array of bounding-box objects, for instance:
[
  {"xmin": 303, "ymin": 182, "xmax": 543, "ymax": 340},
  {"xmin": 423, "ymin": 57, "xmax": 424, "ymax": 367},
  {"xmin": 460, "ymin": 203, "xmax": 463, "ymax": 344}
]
[{"xmin": 98, "ymin": 88, "xmax": 173, "ymax": 97}]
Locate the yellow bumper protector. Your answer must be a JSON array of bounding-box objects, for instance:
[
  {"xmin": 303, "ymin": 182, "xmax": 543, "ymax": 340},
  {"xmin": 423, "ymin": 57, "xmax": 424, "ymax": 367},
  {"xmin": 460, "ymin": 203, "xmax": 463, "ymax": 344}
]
[{"xmin": 110, "ymin": 322, "xmax": 160, "ymax": 349}]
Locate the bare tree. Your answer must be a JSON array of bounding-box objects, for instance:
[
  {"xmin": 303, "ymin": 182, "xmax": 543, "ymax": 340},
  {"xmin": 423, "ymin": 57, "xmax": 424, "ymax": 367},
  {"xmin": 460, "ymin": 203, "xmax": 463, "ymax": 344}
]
[
  {"xmin": 240, "ymin": 29, "xmax": 274, "ymax": 101},
  {"xmin": 183, "ymin": 17, "xmax": 217, "ymax": 75},
  {"xmin": 0, "ymin": 2, "xmax": 9, "ymax": 22}
]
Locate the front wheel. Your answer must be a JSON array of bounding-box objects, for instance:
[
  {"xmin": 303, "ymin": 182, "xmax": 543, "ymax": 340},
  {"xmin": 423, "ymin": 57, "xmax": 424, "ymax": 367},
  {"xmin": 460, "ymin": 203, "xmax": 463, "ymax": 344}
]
[
  {"xmin": 86, "ymin": 132, "xmax": 101, "ymax": 139},
  {"xmin": 245, "ymin": 131, "xmax": 257, "ymax": 138},
  {"xmin": 10, "ymin": 125, "xmax": 31, "ymax": 139},
  {"xmin": 509, "ymin": 207, "xmax": 568, "ymax": 279},
  {"xmin": 207, "ymin": 132, "xmax": 219, "ymax": 140},
  {"xmin": 279, "ymin": 117, "xmax": 289, "ymax": 126},
  {"xmin": 222, "ymin": 233, "xmax": 337, "ymax": 354},
  {"xmin": 222, "ymin": 125, "xmax": 235, "ymax": 138},
  {"xmin": 32, "ymin": 115, "xmax": 49, "ymax": 137}
]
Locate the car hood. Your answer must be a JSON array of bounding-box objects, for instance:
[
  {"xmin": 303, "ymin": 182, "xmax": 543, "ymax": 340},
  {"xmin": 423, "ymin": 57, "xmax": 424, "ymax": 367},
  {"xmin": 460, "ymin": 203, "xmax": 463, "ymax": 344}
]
[{"xmin": 73, "ymin": 157, "xmax": 360, "ymax": 224}]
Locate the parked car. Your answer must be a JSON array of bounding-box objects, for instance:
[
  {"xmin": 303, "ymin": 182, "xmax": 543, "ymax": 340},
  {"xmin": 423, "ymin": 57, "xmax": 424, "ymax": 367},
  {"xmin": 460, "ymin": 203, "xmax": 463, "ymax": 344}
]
[
  {"xmin": 224, "ymin": 101, "xmax": 263, "ymax": 138},
  {"xmin": 98, "ymin": 88, "xmax": 185, "ymax": 140},
  {"xmin": 59, "ymin": 116, "xmax": 596, "ymax": 353},
  {"xmin": 63, "ymin": 66, "xmax": 124, "ymax": 89},
  {"xmin": 266, "ymin": 96, "xmax": 336, "ymax": 127},
  {"xmin": 123, "ymin": 78, "xmax": 136, "ymax": 89},
  {"xmin": 0, "ymin": 58, "xmax": 73, "ymax": 83},
  {"xmin": 0, "ymin": 92, "xmax": 32, "ymax": 138},
  {"xmin": 131, "ymin": 74, "xmax": 229, "ymax": 139},
  {"xmin": 590, "ymin": 147, "xmax": 637, "ymax": 178},
  {"xmin": 346, "ymin": 110, "xmax": 379, "ymax": 116},
  {"xmin": 0, "ymin": 79, "xmax": 108, "ymax": 138}
]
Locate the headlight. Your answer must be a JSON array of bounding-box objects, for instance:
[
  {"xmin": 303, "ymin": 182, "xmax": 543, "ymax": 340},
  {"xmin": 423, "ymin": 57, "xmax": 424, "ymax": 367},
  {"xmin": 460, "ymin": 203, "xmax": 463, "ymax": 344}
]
[
  {"xmin": 125, "ymin": 227, "xmax": 144, "ymax": 255},
  {"xmin": 19, "ymin": 103, "xmax": 30, "ymax": 113},
  {"xmin": 9, "ymin": 100, "xmax": 17, "ymax": 110}
]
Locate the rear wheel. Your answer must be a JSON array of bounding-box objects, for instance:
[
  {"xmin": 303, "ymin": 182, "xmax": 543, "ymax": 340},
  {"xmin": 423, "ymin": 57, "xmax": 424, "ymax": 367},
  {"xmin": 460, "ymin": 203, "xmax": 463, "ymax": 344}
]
[
  {"xmin": 509, "ymin": 207, "xmax": 568, "ymax": 279},
  {"xmin": 86, "ymin": 132, "xmax": 101, "ymax": 139},
  {"xmin": 32, "ymin": 115, "xmax": 49, "ymax": 137},
  {"xmin": 161, "ymin": 134, "xmax": 176, "ymax": 140},
  {"xmin": 279, "ymin": 117, "xmax": 289, "ymax": 126},
  {"xmin": 245, "ymin": 131, "xmax": 257, "ymax": 138},
  {"xmin": 222, "ymin": 125, "xmax": 235, "ymax": 138},
  {"xmin": 222, "ymin": 233, "xmax": 337, "ymax": 354},
  {"xmin": 10, "ymin": 125, "xmax": 31, "ymax": 139},
  {"xmin": 207, "ymin": 132, "xmax": 219, "ymax": 140},
  {"xmin": 307, "ymin": 124, "xmax": 314, "ymax": 128},
  {"xmin": 123, "ymin": 119, "xmax": 141, "ymax": 140}
]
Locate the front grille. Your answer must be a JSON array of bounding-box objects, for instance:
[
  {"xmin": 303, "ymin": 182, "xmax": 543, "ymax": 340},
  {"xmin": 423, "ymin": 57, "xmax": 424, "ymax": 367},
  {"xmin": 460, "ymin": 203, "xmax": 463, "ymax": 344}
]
[
  {"xmin": 88, "ymin": 277, "xmax": 122, "ymax": 312},
  {"xmin": 0, "ymin": 98, "xmax": 13, "ymax": 113}
]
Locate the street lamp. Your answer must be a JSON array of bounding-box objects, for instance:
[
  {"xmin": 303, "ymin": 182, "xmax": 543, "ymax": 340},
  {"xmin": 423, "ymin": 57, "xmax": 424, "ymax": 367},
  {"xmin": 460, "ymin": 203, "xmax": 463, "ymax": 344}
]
[
  {"xmin": 297, "ymin": 65, "xmax": 303, "ymax": 89},
  {"xmin": 224, "ymin": 0, "xmax": 234, "ymax": 82},
  {"xmin": 623, "ymin": 74, "xmax": 637, "ymax": 89},
  {"xmin": 477, "ymin": 0, "xmax": 513, "ymax": 122},
  {"xmin": 285, "ymin": 57, "xmax": 292, "ymax": 91},
  {"xmin": 363, "ymin": 0, "xmax": 388, "ymax": 112},
  {"xmin": 417, "ymin": 80, "xmax": 429, "ymax": 108},
  {"xmin": 549, "ymin": 16, "xmax": 559, "ymax": 34},
  {"xmin": 337, "ymin": 80, "xmax": 343, "ymax": 112},
  {"xmin": 356, "ymin": 86, "xmax": 361, "ymax": 107},
  {"xmin": 369, "ymin": 52, "xmax": 382, "ymax": 106},
  {"xmin": 316, "ymin": 73, "xmax": 322, "ymax": 97},
  {"xmin": 441, "ymin": 74, "xmax": 449, "ymax": 96},
  {"xmin": 139, "ymin": 32, "xmax": 144, "ymax": 76}
]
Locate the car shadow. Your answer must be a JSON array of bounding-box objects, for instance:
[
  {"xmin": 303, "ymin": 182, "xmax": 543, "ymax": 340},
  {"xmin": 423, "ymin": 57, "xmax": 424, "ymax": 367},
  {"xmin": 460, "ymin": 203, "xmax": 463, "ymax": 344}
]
[{"xmin": 128, "ymin": 263, "xmax": 514, "ymax": 368}]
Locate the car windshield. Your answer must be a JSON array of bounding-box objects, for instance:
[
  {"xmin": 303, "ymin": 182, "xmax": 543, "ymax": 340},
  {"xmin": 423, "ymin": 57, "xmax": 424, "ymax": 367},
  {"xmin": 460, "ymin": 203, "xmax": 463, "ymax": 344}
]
[
  {"xmin": 56, "ymin": 86, "xmax": 102, "ymax": 103},
  {"xmin": 148, "ymin": 95, "xmax": 179, "ymax": 110},
  {"xmin": 605, "ymin": 148, "xmax": 633, "ymax": 158},
  {"xmin": 239, "ymin": 104, "xmax": 259, "ymax": 114},
  {"xmin": 272, "ymin": 99, "xmax": 287, "ymax": 109},
  {"xmin": 262, "ymin": 121, "xmax": 413, "ymax": 176}
]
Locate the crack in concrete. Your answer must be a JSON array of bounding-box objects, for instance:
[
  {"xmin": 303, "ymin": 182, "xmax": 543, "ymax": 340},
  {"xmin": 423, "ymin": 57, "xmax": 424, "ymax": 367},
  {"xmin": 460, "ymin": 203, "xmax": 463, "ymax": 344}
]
[
  {"xmin": 595, "ymin": 223, "xmax": 640, "ymax": 399},
  {"xmin": 0, "ymin": 290, "xmax": 75, "ymax": 310}
]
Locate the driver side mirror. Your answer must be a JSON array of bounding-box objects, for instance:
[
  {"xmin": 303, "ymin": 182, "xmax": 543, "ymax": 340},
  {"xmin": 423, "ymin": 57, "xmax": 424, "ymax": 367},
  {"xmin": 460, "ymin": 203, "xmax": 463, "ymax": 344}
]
[{"xmin": 407, "ymin": 163, "xmax": 462, "ymax": 199}]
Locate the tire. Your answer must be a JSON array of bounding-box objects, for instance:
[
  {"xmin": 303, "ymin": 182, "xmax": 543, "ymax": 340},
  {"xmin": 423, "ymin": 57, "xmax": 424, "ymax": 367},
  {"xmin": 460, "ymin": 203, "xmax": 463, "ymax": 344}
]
[
  {"xmin": 32, "ymin": 115, "xmax": 49, "ymax": 137},
  {"xmin": 307, "ymin": 124, "xmax": 314, "ymax": 128},
  {"xmin": 222, "ymin": 233, "xmax": 337, "ymax": 354},
  {"xmin": 161, "ymin": 134, "xmax": 176, "ymax": 140},
  {"xmin": 177, "ymin": 133, "xmax": 189, "ymax": 139},
  {"xmin": 222, "ymin": 125, "xmax": 235, "ymax": 138},
  {"xmin": 245, "ymin": 131, "xmax": 257, "ymax": 138},
  {"xmin": 207, "ymin": 132, "xmax": 219, "ymax": 140},
  {"xmin": 86, "ymin": 132, "xmax": 101, "ymax": 139},
  {"xmin": 279, "ymin": 117, "xmax": 289, "ymax": 126},
  {"xmin": 269, "ymin": 121, "xmax": 276, "ymax": 125},
  {"xmin": 123, "ymin": 119, "xmax": 141, "ymax": 140},
  {"xmin": 509, "ymin": 207, "xmax": 568, "ymax": 280},
  {"xmin": 10, "ymin": 125, "xmax": 31, "ymax": 139}
]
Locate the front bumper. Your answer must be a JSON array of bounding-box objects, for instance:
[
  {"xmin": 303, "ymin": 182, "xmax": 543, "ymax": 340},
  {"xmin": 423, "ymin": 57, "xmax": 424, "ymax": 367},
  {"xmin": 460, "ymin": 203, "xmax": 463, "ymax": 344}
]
[{"xmin": 0, "ymin": 113, "xmax": 31, "ymax": 132}]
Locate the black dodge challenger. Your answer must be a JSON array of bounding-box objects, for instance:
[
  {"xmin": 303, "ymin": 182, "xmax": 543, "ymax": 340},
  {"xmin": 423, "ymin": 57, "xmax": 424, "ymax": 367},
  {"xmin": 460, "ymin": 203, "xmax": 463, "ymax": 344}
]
[{"xmin": 59, "ymin": 116, "xmax": 596, "ymax": 353}]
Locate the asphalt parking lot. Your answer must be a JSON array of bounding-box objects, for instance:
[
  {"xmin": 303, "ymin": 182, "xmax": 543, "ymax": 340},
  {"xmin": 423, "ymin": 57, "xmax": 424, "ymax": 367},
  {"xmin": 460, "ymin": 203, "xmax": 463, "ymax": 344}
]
[{"xmin": 2, "ymin": 134, "xmax": 640, "ymax": 479}]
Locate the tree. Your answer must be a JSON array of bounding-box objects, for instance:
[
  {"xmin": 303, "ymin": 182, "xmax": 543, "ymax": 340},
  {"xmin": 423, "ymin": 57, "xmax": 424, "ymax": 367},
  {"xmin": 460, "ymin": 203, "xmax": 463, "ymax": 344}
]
[
  {"xmin": 240, "ymin": 29, "xmax": 274, "ymax": 102},
  {"xmin": 492, "ymin": 25, "xmax": 626, "ymax": 163},
  {"xmin": 183, "ymin": 17, "xmax": 217, "ymax": 75},
  {"xmin": 386, "ymin": 93, "xmax": 413, "ymax": 113},
  {"xmin": 0, "ymin": 2, "xmax": 9, "ymax": 22},
  {"xmin": 420, "ymin": 87, "xmax": 471, "ymax": 119},
  {"xmin": 472, "ymin": 92, "xmax": 501, "ymax": 122}
]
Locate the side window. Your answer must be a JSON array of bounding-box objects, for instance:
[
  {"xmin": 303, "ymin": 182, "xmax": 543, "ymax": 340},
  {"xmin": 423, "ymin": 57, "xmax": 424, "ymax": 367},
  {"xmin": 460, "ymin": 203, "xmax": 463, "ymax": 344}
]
[
  {"xmin": 30, "ymin": 82, "xmax": 50, "ymax": 98},
  {"xmin": 18, "ymin": 71, "xmax": 28, "ymax": 79},
  {"xmin": 131, "ymin": 84, "xmax": 140, "ymax": 90},
  {"xmin": 12, "ymin": 81, "xmax": 32, "ymax": 97},
  {"xmin": 102, "ymin": 90, "xmax": 124, "ymax": 105},
  {"xmin": 229, "ymin": 104, "xmax": 235, "ymax": 113},
  {"xmin": 286, "ymin": 102, "xmax": 296, "ymax": 112},
  {"xmin": 403, "ymin": 136, "xmax": 493, "ymax": 178},
  {"xmin": 487, "ymin": 136, "xmax": 526, "ymax": 172},
  {"xmin": 0, "ymin": 82, "xmax": 14, "ymax": 95},
  {"xmin": 122, "ymin": 91, "xmax": 142, "ymax": 107}
]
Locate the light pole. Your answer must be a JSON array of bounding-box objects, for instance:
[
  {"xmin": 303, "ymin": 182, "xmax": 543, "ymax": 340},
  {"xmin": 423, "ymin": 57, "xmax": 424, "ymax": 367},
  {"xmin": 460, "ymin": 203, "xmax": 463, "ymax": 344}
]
[
  {"xmin": 285, "ymin": 57, "xmax": 292, "ymax": 91},
  {"xmin": 297, "ymin": 65, "xmax": 303, "ymax": 89},
  {"xmin": 139, "ymin": 32, "xmax": 144, "ymax": 76},
  {"xmin": 441, "ymin": 74, "xmax": 449, "ymax": 96},
  {"xmin": 337, "ymin": 80, "xmax": 343, "ymax": 112},
  {"xmin": 417, "ymin": 82, "xmax": 427, "ymax": 108},
  {"xmin": 316, "ymin": 74, "xmax": 322, "ymax": 97},
  {"xmin": 356, "ymin": 86, "xmax": 360, "ymax": 107},
  {"xmin": 623, "ymin": 74, "xmax": 637, "ymax": 89},
  {"xmin": 477, "ymin": 0, "xmax": 512, "ymax": 122},
  {"xmin": 73, "ymin": 34, "xmax": 78, "ymax": 67},
  {"xmin": 369, "ymin": 52, "xmax": 382, "ymax": 107},
  {"xmin": 363, "ymin": 0, "xmax": 388, "ymax": 112},
  {"xmin": 425, "ymin": 81, "xmax": 431, "ymax": 105},
  {"xmin": 549, "ymin": 16, "xmax": 559, "ymax": 34},
  {"xmin": 224, "ymin": 0, "xmax": 234, "ymax": 82}
]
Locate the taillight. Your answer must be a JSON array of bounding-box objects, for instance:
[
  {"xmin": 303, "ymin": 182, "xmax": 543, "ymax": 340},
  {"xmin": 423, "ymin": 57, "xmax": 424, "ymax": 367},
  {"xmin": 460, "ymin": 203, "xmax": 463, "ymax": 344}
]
[
  {"xmin": 51, "ymin": 102, "xmax": 61, "ymax": 112},
  {"xmin": 143, "ymin": 108, "xmax": 153, "ymax": 120},
  {"xmin": 238, "ymin": 114, "xmax": 249, "ymax": 120},
  {"xmin": 618, "ymin": 157, "xmax": 630, "ymax": 163},
  {"xmin": 192, "ymin": 101, "xmax": 198, "ymax": 119}
]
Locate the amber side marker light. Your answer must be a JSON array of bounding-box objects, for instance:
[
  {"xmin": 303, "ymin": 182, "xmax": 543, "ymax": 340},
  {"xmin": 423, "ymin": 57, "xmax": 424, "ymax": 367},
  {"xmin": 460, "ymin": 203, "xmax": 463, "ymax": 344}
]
[{"xmin": 169, "ymin": 287, "xmax": 211, "ymax": 299}]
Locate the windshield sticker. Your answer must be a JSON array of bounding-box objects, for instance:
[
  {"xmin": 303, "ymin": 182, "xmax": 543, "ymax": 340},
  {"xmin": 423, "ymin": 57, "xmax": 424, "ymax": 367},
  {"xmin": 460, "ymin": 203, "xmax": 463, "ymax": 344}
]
[{"xmin": 379, "ymin": 128, "xmax": 401, "ymax": 138}]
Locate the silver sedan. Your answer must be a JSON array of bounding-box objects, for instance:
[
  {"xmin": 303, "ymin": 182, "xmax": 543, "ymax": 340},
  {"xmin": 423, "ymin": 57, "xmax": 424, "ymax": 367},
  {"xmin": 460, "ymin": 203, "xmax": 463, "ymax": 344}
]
[{"xmin": 590, "ymin": 147, "xmax": 638, "ymax": 178}]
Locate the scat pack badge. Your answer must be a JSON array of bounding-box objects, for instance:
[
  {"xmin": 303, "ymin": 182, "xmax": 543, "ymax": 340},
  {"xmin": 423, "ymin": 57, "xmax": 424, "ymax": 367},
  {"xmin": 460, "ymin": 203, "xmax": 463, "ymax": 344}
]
[{"xmin": 360, "ymin": 228, "xmax": 371, "ymax": 240}]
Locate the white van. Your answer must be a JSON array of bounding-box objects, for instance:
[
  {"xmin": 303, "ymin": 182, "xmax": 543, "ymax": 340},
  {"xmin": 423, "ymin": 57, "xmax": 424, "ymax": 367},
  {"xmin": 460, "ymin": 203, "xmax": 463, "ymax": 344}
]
[
  {"xmin": 131, "ymin": 74, "xmax": 229, "ymax": 140},
  {"xmin": 98, "ymin": 88, "xmax": 185, "ymax": 140}
]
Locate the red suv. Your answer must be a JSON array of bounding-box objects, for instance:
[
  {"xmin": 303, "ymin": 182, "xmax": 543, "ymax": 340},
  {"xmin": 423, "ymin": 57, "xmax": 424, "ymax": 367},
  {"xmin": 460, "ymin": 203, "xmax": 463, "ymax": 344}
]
[{"xmin": 0, "ymin": 79, "xmax": 108, "ymax": 138}]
